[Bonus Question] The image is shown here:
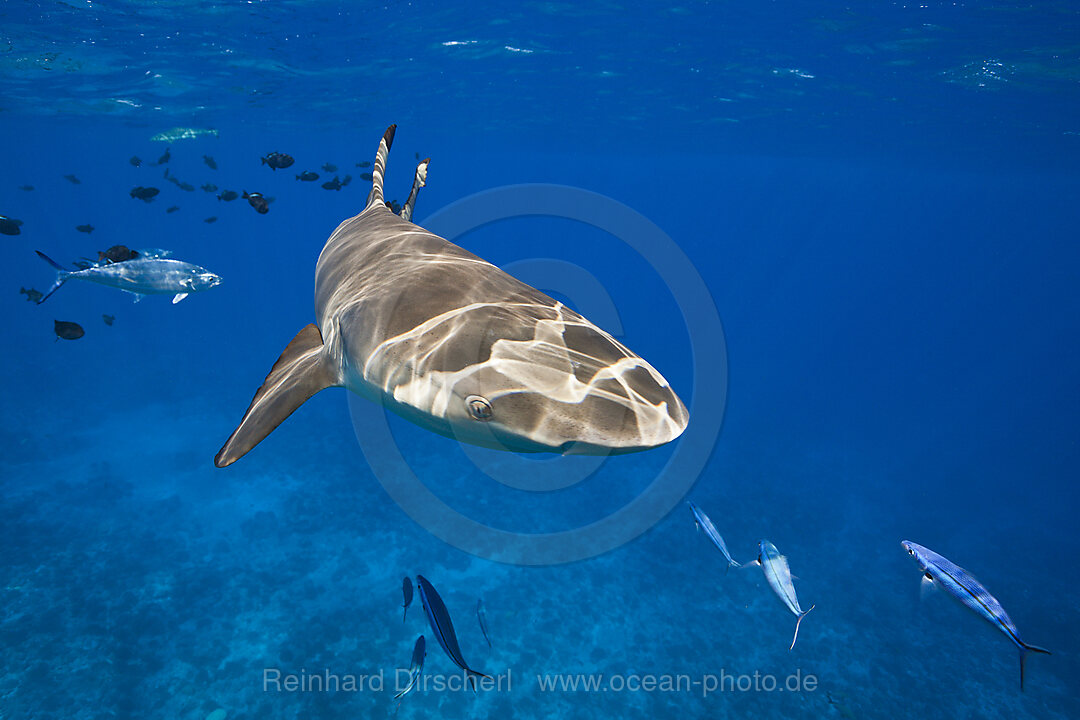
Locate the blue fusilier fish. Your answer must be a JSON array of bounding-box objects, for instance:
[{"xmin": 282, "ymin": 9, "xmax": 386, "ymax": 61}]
[
  {"xmin": 402, "ymin": 576, "xmax": 413, "ymax": 623},
  {"xmin": 393, "ymin": 635, "xmax": 426, "ymax": 701},
  {"xmin": 35, "ymin": 249, "xmax": 222, "ymax": 304},
  {"xmin": 416, "ymin": 575, "xmax": 490, "ymax": 690},
  {"xmin": 902, "ymin": 541, "xmax": 1051, "ymax": 689},
  {"xmin": 752, "ymin": 540, "xmax": 814, "ymax": 650},
  {"xmin": 687, "ymin": 501, "xmax": 742, "ymax": 572},
  {"xmin": 477, "ymin": 598, "xmax": 491, "ymax": 648}
]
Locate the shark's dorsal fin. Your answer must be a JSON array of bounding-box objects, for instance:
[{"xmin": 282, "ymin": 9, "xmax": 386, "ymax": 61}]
[
  {"xmin": 400, "ymin": 158, "xmax": 429, "ymax": 222},
  {"xmin": 366, "ymin": 124, "xmax": 396, "ymax": 210},
  {"xmin": 215, "ymin": 324, "xmax": 340, "ymax": 467}
]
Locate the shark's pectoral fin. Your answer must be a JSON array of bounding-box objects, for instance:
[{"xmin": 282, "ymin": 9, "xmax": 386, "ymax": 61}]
[
  {"xmin": 214, "ymin": 323, "xmax": 339, "ymax": 467},
  {"xmin": 172, "ymin": 293, "xmax": 189, "ymax": 304}
]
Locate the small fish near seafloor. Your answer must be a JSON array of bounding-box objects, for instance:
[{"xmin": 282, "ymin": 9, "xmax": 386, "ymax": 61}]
[
  {"xmin": 902, "ymin": 540, "xmax": 1051, "ymax": 689},
  {"xmin": 393, "ymin": 635, "xmax": 426, "ymax": 701},
  {"xmin": 402, "ymin": 577, "xmax": 413, "ymax": 623},
  {"xmin": 204, "ymin": 155, "xmax": 218, "ymax": 170},
  {"xmin": 218, "ymin": 190, "xmax": 239, "ymax": 202},
  {"xmin": 102, "ymin": 314, "xmax": 115, "ymax": 326},
  {"xmin": 54, "ymin": 320, "xmax": 84, "ymax": 340},
  {"xmin": 687, "ymin": 501, "xmax": 742, "ymax": 572},
  {"xmin": 296, "ymin": 171, "xmax": 319, "ymax": 182},
  {"xmin": 76, "ymin": 224, "xmax": 94, "ymax": 234},
  {"xmin": 416, "ymin": 575, "xmax": 491, "ymax": 690},
  {"xmin": 35, "ymin": 249, "xmax": 222, "ymax": 305},
  {"xmin": 477, "ymin": 599, "xmax": 492, "ymax": 648},
  {"xmin": 753, "ymin": 540, "xmax": 814, "ymax": 650}
]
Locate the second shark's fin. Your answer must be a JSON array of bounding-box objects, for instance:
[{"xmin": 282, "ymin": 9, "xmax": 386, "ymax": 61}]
[{"xmin": 214, "ymin": 324, "xmax": 339, "ymax": 467}]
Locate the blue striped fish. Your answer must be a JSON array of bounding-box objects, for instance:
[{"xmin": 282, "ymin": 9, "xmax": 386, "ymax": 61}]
[
  {"xmin": 416, "ymin": 575, "xmax": 490, "ymax": 690},
  {"xmin": 902, "ymin": 541, "xmax": 1050, "ymax": 689},
  {"xmin": 687, "ymin": 501, "xmax": 742, "ymax": 571}
]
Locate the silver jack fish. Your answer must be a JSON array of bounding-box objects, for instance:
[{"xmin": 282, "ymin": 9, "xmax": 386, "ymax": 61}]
[
  {"xmin": 416, "ymin": 575, "xmax": 490, "ymax": 690},
  {"xmin": 902, "ymin": 540, "xmax": 1050, "ymax": 689},
  {"xmin": 753, "ymin": 540, "xmax": 814, "ymax": 650},
  {"xmin": 687, "ymin": 501, "xmax": 742, "ymax": 571},
  {"xmin": 393, "ymin": 635, "xmax": 426, "ymax": 701},
  {"xmin": 35, "ymin": 250, "xmax": 222, "ymax": 304}
]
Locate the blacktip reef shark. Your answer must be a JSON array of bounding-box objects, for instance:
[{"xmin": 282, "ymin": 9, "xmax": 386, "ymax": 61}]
[
  {"xmin": 35, "ymin": 249, "xmax": 222, "ymax": 304},
  {"xmin": 214, "ymin": 125, "xmax": 689, "ymax": 467},
  {"xmin": 902, "ymin": 541, "xmax": 1050, "ymax": 689}
]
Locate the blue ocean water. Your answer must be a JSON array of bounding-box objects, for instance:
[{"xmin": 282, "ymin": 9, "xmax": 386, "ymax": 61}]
[{"xmin": 2, "ymin": 1, "xmax": 1079, "ymax": 718}]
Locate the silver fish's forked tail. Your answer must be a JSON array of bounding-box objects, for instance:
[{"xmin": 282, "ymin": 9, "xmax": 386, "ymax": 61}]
[
  {"xmin": 400, "ymin": 158, "xmax": 429, "ymax": 222},
  {"xmin": 214, "ymin": 324, "xmax": 339, "ymax": 467},
  {"xmin": 366, "ymin": 124, "xmax": 396, "ymax": 209},
  {"xmin": 1019, "ymin": 642, "xmax": 1051, "ymax": 690},
  {"xmin": 790, "ymin": 605, "xmax": 815, "ymax": 650},
  {"xmin": 34, "ymin": 251, "xmax": 71, "ymax": 303}
]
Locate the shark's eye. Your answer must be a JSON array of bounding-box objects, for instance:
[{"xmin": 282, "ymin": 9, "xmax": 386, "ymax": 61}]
[{"xmin": 466, "ymin": 395, "xmax": 493, "ymax": 421}]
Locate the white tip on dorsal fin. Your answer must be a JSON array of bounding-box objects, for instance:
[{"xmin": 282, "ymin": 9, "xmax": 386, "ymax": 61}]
[
  {"xmin": 172, "ymin": 293, "xmax": 189, "ymax": 304},
  {"xmin": 366, "ymin": 124, "xmax": 396, "ymax": 209}
]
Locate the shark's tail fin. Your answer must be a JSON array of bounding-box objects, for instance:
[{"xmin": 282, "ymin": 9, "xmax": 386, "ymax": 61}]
[
  {"xmin": 789, "ymin": 605, "xmax": 815, "ymax": 650},
  {"xmin": 35, "ymin": 251, "xmax": 71, "ymax": 304},
  {"xmin": 1019, "ymin": 641, "xmax": 1051, "ymax": 690},
  {"xmin": 400, "ymin": 158, "xmax": 429, "ymax": 222},
  {"xmin": 366, "ymin": 124, "xmax": 397, "ymax": 209},
  {"xmin": 214, "ymin": 324, "xmax": 340, "ymax": 467}
]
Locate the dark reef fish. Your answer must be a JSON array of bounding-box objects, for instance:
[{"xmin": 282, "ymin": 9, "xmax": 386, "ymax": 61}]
[
  {"xmin": 19, "ymin": 185, "xmax": 34, "ymax": 191},
  {"xmin": 98, "ymin": 245, "xmax": 139, "ymax": 263},
  {"xmin": 166, "ymin": 206, "xmax": 180, "ymax": 214},
  {"xmin": 156, "ymin": 147, "xmax": 171, "ymax": 165},
  {"xmin": 243, "ymin": 191, "xmax": 270, "ymax": 214},
  {"xmin": 76, "ymin": 224, "xmax": 94, "ymax": 234},
  {"xmin": 321, "ymin": 176, "xmax": 344, "ymax": 191},
  {"xmin": 0, "ymin": 215, "xmax": 23, "ymax": 235},
  {"xmin": 356, "ymin": 160, "xmax": 371, "ymax": 168},
  {"xmin": 416, "ymin": 575, "xmax": 490, "ymax": 690},
  {"xmin": 203, "ymin": 155, "xmax": 218, "ymax": 170},
  {"xmin": 218, "ymin": 190, "xmax": 239, "ymax": 202},
  {"xmin": 64, "ymin": 174, "xmax": 81, "ymax": 184},
  {"xmin": 261, "ymin": 152, "xmax": 294, "ymax": 170},
  {"xmin": 102, "ymin": 314, "xmax": 115, "ymax": 326},
  {"xmin": 130, "ymin": 186, "xmax": 160, "ymax": 202},
  {"xmin": 322, "ymin": 162, "xmax": 337, "ymax": 172},
  {"xmin": 296, "ymin": 171, "xmax": 319, "ymax": 182},
  {"xmin": 359, "ymin": 171, "xmax": 374, "ymax": 181},
  {"xmin": 477, "ymin": 598, "xmax": 491, "ymax": 648},
  {"xmin": 204, "ymin": 216, "xmax": 218, "ymax": 224},
  {"xmin": 20, "ymin": 287, "xmax": 43, "ymax": 303},
  {"xmin": 54, "ymin": 320, "xmax": 84, "ymax": 340},
  {"xmin": 129, "ymin": 156, "xmax": 141, "ymax": 167},
  {"xmin": 201, "ymin": 183, "xmax": 218, "ymax": 192},
  {"xmin": 402, "ymin": 576, "xmax": 413, "ymax": 623},
  {"xmin": 903, "ymin": 541, "xmax": 1051, "ymax": 689}
]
